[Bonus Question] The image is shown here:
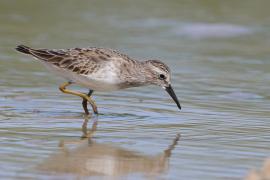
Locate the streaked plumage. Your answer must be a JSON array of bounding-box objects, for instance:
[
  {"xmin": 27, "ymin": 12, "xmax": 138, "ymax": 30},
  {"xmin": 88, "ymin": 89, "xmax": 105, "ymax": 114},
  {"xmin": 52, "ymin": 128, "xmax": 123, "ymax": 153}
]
[{"xmin": 16, "ymin": 45, "xmax": 181, "ymax": 114}]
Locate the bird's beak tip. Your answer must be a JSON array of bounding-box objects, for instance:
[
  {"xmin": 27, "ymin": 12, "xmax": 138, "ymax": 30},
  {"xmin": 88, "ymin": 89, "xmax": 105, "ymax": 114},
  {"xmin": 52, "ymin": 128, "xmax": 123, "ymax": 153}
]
[{"xmin": 165, "ymin": 84, "xmax": 181, "ymax": 110}]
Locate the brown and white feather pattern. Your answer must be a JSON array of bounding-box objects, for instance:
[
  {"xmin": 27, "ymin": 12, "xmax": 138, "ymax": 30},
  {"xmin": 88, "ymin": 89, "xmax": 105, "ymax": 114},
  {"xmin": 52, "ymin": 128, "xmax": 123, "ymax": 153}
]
[
  {"xmin": 24, "ymin": 46, "xmax": 129, "ymax": 75},
  {"xmin": 15, "ymin": 45, "xmax": 147, "ymax": 91}
]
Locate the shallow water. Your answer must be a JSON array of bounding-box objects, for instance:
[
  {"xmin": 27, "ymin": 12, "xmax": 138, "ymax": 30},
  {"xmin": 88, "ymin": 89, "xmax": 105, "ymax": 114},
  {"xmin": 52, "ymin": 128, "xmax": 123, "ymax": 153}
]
[{"xmin": 0, "ymin": 0, "xmax": 270, "ymax": 179}]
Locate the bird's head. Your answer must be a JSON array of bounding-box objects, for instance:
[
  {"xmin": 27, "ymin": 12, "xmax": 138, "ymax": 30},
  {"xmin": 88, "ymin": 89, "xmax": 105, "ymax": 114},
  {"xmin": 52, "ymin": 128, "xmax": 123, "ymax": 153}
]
[{"xmin": 144, "ymin": 60, "xmax": 181, "ymax": 110}]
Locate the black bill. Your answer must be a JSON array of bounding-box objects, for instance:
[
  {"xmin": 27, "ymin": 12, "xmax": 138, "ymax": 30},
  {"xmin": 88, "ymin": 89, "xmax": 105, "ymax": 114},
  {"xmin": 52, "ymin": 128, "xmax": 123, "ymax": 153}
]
[{"xmin": 165, "ymin": 84, "xmax": 181, "ymax": 110}]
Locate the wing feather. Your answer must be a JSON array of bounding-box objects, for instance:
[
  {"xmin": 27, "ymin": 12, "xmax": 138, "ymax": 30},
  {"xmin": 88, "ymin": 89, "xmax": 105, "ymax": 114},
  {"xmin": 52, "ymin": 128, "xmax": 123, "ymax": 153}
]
[{"xmin": 16, "ymin": 45, "xmax": 132, "ymax": 75}]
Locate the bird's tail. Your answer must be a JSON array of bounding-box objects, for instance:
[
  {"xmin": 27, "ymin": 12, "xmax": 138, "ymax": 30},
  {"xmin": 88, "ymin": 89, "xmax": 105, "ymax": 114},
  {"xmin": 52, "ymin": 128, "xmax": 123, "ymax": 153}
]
[{"xmin": 15, "ymin": 45, "xmax": 31, "ymax": 54}]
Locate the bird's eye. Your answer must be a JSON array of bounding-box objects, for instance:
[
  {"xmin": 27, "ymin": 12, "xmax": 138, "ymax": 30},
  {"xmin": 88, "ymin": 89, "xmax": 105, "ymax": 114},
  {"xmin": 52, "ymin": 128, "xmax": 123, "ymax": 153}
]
[{"xmin": 159, "ymin": 74, "xmax": 166, "ymax": 80}]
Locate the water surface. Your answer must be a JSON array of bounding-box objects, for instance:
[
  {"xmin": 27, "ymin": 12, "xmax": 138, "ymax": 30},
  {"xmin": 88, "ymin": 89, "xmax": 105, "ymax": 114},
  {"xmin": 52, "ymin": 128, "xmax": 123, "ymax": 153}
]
[{"xmin": 0, "ymin": 1, "xmax": 270, "ymax": 179}]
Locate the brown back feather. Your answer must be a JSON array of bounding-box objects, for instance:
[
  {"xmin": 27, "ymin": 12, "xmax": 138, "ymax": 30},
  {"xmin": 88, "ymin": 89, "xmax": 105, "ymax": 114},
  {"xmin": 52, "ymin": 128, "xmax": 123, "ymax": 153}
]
[{"xmin": 16, "ymin": 45, "xmax": 123, "ymax": 75}]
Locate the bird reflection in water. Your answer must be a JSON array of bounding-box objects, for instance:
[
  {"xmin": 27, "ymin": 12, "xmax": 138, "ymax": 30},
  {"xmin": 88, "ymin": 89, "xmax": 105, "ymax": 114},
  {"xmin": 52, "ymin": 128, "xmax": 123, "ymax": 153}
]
[{"xmin": 39, "ymin": 115, "xmax": 180, "ymax": 178}]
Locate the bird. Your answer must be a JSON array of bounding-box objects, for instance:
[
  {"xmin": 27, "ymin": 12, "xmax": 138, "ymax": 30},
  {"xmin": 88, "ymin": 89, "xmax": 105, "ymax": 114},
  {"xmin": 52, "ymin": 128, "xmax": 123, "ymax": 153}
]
[{"xmin": 15, "ymin": 45, "xmax": 181, "ymax": 115}]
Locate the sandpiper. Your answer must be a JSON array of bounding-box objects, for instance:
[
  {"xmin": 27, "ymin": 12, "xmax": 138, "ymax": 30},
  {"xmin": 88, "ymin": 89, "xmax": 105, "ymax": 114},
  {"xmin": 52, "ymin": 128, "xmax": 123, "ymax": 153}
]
[{"xmin": 15, "ymin": 45, "xmax": 181, "ymax": 114}]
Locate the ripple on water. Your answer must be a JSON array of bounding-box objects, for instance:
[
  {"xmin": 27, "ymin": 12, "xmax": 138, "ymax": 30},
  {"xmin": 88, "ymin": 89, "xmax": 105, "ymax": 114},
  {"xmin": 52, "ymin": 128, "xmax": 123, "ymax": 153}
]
[
  {"xmin": 219, "ymin": 91, "xmax": 264, "ymax": 100},
  {"xmin": 1, "ymin": 1, "xmax": 270, "ymax": 179}
]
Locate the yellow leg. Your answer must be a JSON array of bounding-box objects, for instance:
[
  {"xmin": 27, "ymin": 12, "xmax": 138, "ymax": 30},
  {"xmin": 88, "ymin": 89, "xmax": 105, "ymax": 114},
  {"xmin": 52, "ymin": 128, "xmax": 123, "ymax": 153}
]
[
  {"xmin": 82, "ymin": 90, "xmax": 94, "ymax": 115},
  {"xmin": 59, "ymin": 82, "xmax": 98, "ymax": 114}
]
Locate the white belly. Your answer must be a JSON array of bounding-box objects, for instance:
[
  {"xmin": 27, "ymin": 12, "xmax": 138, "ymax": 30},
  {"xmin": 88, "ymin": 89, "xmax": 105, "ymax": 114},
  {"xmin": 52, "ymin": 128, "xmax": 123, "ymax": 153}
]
[{"xmin": 41, "ymin": 62, "xmax": 121, "ymax": 91}]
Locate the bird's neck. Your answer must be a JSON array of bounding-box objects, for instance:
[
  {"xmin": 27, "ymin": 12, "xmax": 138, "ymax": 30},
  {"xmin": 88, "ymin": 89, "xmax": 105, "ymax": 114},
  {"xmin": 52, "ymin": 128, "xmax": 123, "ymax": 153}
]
[{"xmin": 140, "ymin": 61, "xmax": 156, "ymax": 85}]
